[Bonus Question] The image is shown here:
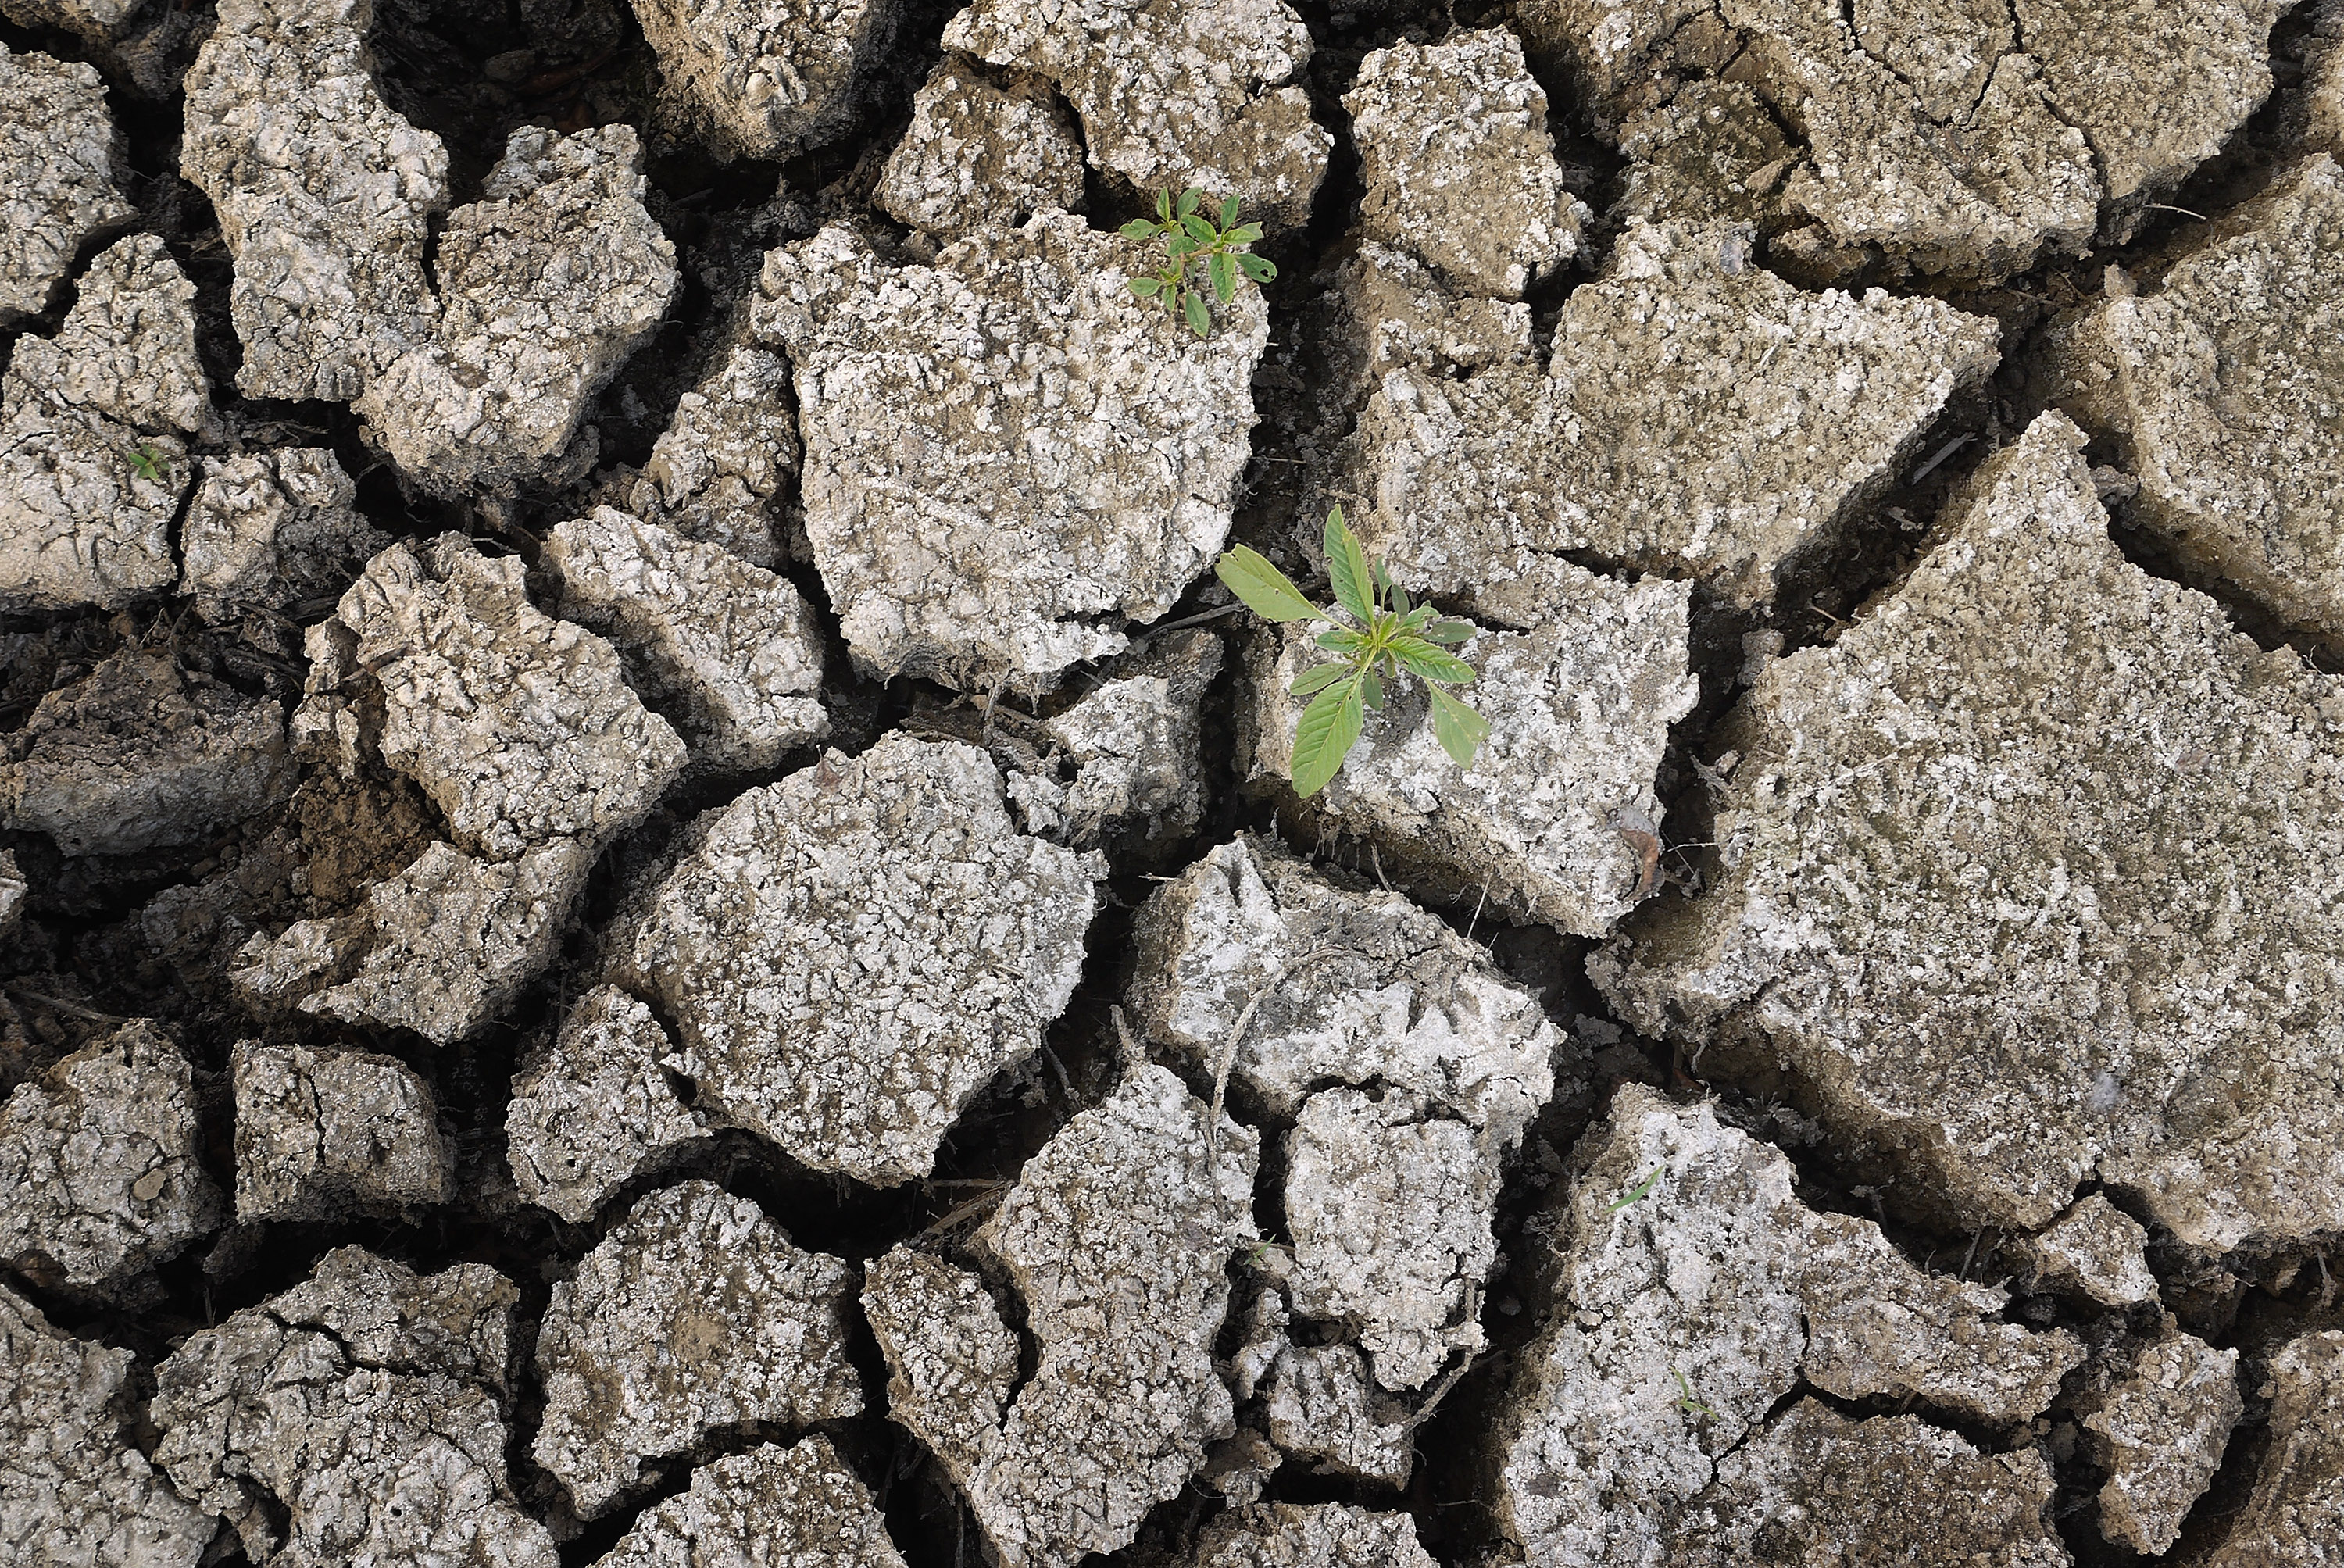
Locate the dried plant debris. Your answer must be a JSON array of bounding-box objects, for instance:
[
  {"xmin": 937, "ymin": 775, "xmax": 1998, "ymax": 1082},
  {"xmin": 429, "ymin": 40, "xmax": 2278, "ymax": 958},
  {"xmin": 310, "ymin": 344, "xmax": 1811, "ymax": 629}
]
[
  {"xmin": 0, "ymin": 44, "xmax": 131, "ymax": 326},
  {"xmin": 591, "ymin": 1438, "xmax": 909, "ymax": 1568},
  {"xmin": 0, "ymin": 235, "xmax": 213, "ymax": 613},
  {"xmin": 626, "ymin": 734, "xmax": 1099, "ymax": 1184},
  {"xmin": 754, "ymin": 215, "xmax": 1268, "ymax": 686},
  {"xmin": 942, "ymin": 0, "xmax": 1329, "ymax": 233},
  {"xmin": 0, "ymin": 1280, "xmax": 216, "ymax": 1568},
  {"xmin": 2047, "ymin": 155, "xmax": 2344, "ymax": 646},
  {"xmin": 177, "ymin": 448, "xmax": 391, "ymax": 625},
  {"xmin": 0, "ymin": 1022, "xmax": 224, "ymax": 1294},
  {"xmin": 230, "ymin": 1039, "xmax": 453, "ymax": 1223},
  {"xmin": 2202, "ymin": 1331, "xmax": 2344, "ymax": 1566},
  {"xmin": 1187, "ymin": 1503, "xmax": 1436, "ymax": 1568},
  {"xmin": 599, "ymin": 341, "xmax": 798, "ymax": 569},
  {"xmin": 2, "ymin": 648, "xmax": 295, "ymax": 857},
  {"xmin": 541, "ymin": 506, "xmax": 828, "ymax": 771},
  {"xmin": 878, "ymin": 58, "xmax": 1088, "ymax": 240},
  {"xmin": 534, "ymin": 1180, "xmax": 863, "ymax": 1519},
  {"xmin": 1595, "ymin": 414, "xmax": 2344, "ymax": 1250},
  {"xmin": 1495, "ymin": 1084, "xmax": 2082, "ymax": 1563},
  {"xmin": 1344, "ymin": 28, "xmax": 1586, "ymax": 299},
  {"xmin": 506, "ymin": 984, "xmax": 711, "ymax": 1224},
  {"xmin": 182, "ymin": 0, "xmax": 449, "ymax": 402},
  {"xmin": 632, "ymin": 0, "xmax": 901, "ymax": 162},
  {"xmin": 865, "ymin": 1067, "xmax": 1258, "ymax": 1568},
  {"xmin": 152, "ymin": 1246, "xmax": 556, "ymax": 1567}
]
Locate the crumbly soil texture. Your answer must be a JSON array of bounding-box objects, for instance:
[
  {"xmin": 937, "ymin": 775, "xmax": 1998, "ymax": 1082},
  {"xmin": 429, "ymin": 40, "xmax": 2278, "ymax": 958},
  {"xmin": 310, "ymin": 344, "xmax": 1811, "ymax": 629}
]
[{"xmin": 6, "ymin": 0, "xmax": 2344, "ymax": 1566}]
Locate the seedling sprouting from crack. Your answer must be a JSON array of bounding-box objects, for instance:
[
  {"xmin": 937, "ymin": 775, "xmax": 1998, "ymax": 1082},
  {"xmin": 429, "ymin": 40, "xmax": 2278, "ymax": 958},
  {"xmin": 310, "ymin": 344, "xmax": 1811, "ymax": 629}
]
[
  {"xmin": 1216, "ymin": 506, "xmax": 1488, "ymax": 797},
  {"xmin": 128, "ymin": 443, "xmax": 170, "ymax": 484},
  {"xmin": 1673, "ymin": 1366, "xmax": 1713, "ymax": 1418},
  {"xmin": 1123, "ymin": 187, "xmax": 1274, "ymax": 338},
  {"xmin": 1609, "ymin": 1169, "xmax": 1664, "ymax": 1212}
]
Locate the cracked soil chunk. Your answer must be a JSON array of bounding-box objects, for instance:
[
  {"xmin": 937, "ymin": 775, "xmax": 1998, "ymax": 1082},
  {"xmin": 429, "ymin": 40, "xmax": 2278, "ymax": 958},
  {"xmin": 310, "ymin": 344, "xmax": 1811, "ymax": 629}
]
[
  {"xmin": 634, "ymin": 0, "xmax": 899, "ymax": 161},
  {"xmin": 356, "ymin": 125, "xmax": 677, "ymax": 496},
  {"xmin": 2047, "ymin": 155, "xmax": 2344, "ymax": 646},
  {"xmin": 0, "ymin": 1280, "xmax": 216, "ymax": 1568},
  {"xmin": 0, "ymin": 44, "xmax": 130, "ymax": 325},
  {"xmin": 942, "ymin": 0, "xmax": 1328, "ymax": 232},
  {"xmin": 230, "ymin": 1039, "xmax": 452, "ymax": 1222},
  {"xmin": 1006, "ymin": 630, "xmax": 1222, "ymax": 843},
  {"xmin": 152, "ymin": 1245, "xmax": 554, "ymax": 1568},
  {"xmin": 1338, "ymin": 220, "xmax": 2000, "ymax": 612},
  {"xmin": 866, "ymin": 1067, "xmax": 1259, "ymax": 1568},
  {"xmin": 602, "ymin": 341, "xmax": 797, "ymax": 569},
  {"xmin": 755, "ymin": 216, "xmax": 1268, "ymax": 686},
  {"xmin": 2, "ymin": 648, "xmax": 294, "ymax": 857},
  {"xmin": 627, "ymin": 733, "xmax": 1099, "ymax": 1186},
  {"xmin": 1495, "ymin": 1084, "xmax": 2081, "ymax": 1564},
  {"xmin": 182, "ymin": 0, "xmax": 449, "ymax": 402},
  {"xmin": 1248, "ymin": 564, "xmax": 1695, "ymax": 938},
  {"xmin": 0, "ymin": 234, "xmax": 212, "ymax": 613},
  {"xmin": 2203, "ymin": 1331, "xmax": 2344, "ymax": 1566},
  {"xmin": 1594, "ymin": 413, "xmax": 2344, "ymax": 1247},
  {"xmin": 1344, "ymin": 28, "xmax": 1585, "ymax": 299},
  {"xmin": 506, "ymin": 984, "xmax": 709, "ymax": 1224},
  {"xmin": 534, "ymin": 1180, "xmax": 862, "ymax": 1519},
  {"xmin": 543, "ymin": 507, "xmax": 827, "ymax": 771},
  {"xmin": 2082, "ymin": 1323, "xmax": 2241, "ymax": 1555},
  {"xmin": 1259, "ymin": 1343, "xmax": 1411, "ymax": 1488},
  {"xmin": 593, "ymin": 1438, "xmax": 908, "ymax": 1568},
  {"xmin": 1188, "ymin": 1502, "xmax": 1436, "ymax": 1567},
  {"xmin": 878, "ymin": 57, "xmax": 1086, "ymax": 239},
  {"xmin": 177, "ymin": 448, "xmax": 389, "ymax": 625},
  {"xmin": 2019, "ymin": 1193, "xmax": 2158, "ymax": 1307},
  {"xmin": 0, "ymin": 1022, "xmax": 223, "ymax": 1293}
]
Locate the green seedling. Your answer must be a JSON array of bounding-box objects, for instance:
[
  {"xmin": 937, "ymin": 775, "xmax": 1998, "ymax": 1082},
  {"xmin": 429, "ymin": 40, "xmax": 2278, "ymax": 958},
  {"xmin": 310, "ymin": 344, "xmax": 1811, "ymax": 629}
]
[
  {"xmin": 1673, "ymin": 1366, "xmax": 1713, "ymax": 1417},
  {"xmin": 1609, "ymin": 1169, "xmax": 1664, "ymax": 1212},
  {"xmin": 1215, "ymin": 506, "xmax": 1488, "ymax": 798},
  {"xmin": 128, "ymin": 443, "xmax": 170, "ymax": 483},
  {"xmin": 1123, "ymin": 186, "xmax": 1274, "ymax": 338}
]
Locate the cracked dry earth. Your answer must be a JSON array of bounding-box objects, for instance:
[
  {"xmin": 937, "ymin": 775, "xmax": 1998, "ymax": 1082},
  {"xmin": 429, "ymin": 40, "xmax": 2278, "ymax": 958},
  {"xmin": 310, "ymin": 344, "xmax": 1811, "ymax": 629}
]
[{"xmin": 9, "ymin": 2, "xmax": 2344, "ymax": 1567}]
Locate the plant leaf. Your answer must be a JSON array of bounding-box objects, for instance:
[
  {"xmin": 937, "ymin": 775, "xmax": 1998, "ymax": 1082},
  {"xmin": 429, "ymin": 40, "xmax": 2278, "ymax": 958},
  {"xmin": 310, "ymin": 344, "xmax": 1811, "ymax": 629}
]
[
  {"xmin": 1209, "ymin": 252, "xmax": 1236, "ymax": 303},
  {"xmin": 1289, "ymin": 662, "xmax": 1348, "ymax": 696},
  {"xmin": 1214, "ymin": 546, "xmax": 1322, "ymax": 622},
  {"xmin": 1424, "ymin": 619, "xmax": 1476, "ymax": 645},
  {"xmin": 1428, "ymin": 685, "xmax": 1490, "ymax": 770},
  {"xmin": 1157, "ymin": 188, "xmax": 1174, "ymax": 220},
  {"xmin": 1179, "ymin": 187, "xmax": 1202, "ymax": 218},
  {"xmin": 1322, "ymin": 507, "xmax": 1374, "ymax": 623},
  {"xmin": 1360, "ymin": 667, "xmax": 1386, "ymax": 709},
  {"xmin": 1291, "ymin": 677, "xmax": 1365, "ymax": 798},
  {"xmin": 1227, "ymin": 223, "xmax": 1265, "ymax": 244},
  {"xmin": 1220, "ymin": 194, "xmax": 1242, "ymax": 229},
  {"xmin": 1127, "ymin": 277, "xmax": 1160, "ymax": 298},
  {"xmin": 1181, "ymin": 214, "xmax": 1218, "ymax": 244},
  {"xmin": 1390, "ymin": 634, "xmax": 1476, "ymax": 685},
  {"xmin": 1390, "ymin": 578, "xmax": 1411, "ymax": 615},
  {"xmin": 1120, "ymin": 219, "xmax": 1159, "ymax": 240},
  {"xmin": 1237, "ymin": 253, "xmax": 1276, "ymax": 284},
  {"xmin": 1185, "ymin": 290, "xmax": 1211, "ymax": 337},
  {"xmin": 1316, "ymin": 627, "xmax": 1365, "ymax": 652}
]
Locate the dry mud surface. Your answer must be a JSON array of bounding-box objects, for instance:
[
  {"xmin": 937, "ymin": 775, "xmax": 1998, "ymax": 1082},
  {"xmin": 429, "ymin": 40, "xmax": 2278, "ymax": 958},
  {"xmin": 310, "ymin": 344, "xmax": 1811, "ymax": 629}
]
[{"xmin": 4, "ymin": 1, "xmax": 2344, "ymax": 1565}]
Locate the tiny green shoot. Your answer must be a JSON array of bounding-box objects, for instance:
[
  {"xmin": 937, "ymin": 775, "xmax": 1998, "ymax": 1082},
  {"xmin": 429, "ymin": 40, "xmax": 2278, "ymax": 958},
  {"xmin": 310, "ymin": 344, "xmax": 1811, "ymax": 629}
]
[
  {"xmin": 1673, "ymin": 1366, "xmax": 1713, "ymax": 1417},
  {"xmin": 1214, "ymin": 506, "xmax": 1488, "ymax": 797},
  {"xmin": 128, "ymin": 444, "xmax": 170, "ymax": 484},
  {"xmin": 1609, "ymin": 1169, "xmax": 1664, "ymax": 1212},
  {"xmin": 1122, "ymin": 187, "xmax": 1274, "ymax": 338}
]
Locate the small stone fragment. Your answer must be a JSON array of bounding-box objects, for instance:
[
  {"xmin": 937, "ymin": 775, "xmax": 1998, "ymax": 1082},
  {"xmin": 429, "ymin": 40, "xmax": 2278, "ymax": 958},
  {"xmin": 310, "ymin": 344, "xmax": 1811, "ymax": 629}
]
[
  {"xmin": 1594, "ymin": 413, "xmax": 2344, "ymax": 1248},
  {"xmin": 2021, "ymin": 1195, "xmax": 2160, "ymax": 1307},
  {"xmin": 755, "ymin": 216, "xmax": 1268, "ymax": 685},
  {"xmin": 0, "ymin": 1280, "xmax": 216, "ymax": 1568},
  {"xmin": 1338, "ymin": 220, "xmax": 2000, "ymax": 612},
  {"xmin": 602, "ymin": 341, "xmax": 797, "ymax": 569},
  {"xmin": 1260, "ymin": 1343, "xmax": 1412, "ymax": 1488},
  {"xmin": 182, "ymin": 0, "xmax": 449, "ymax": 402},
  {"xmin": 2203, "ymin": 1331, "xmax": 2344, "ymax": 1566},
  {"xmin": 152, "ymin": 1246, "xmax": 554, "ymax": 1567},
  {"xmin": 534, "ymin": 1180, "xmax": 862, "ymax": 1519},
  {"xmin": 633, "ymin": 0, "xmax": 900, "ymax": 162},
  {"xmin": 1007, "ymin": 631, "xmax": 1221, "ymax": 842},
  {"xmin": 1344, "ymin": 28, "xmax": 1585, "ymax": 298},
  {"xmin": 0, "ymin": 849, "xmax": 22, "ymax": 941},
  {"xmin": 542, "ymin": 507, "xmax": 827, "ymax": 771},
  {"xmin": 1188, "ymin": 1502, "xmax": 1436, "ymax": 1568},
  {"xmin": 2083, "ymin": 1323, "xmax": 2242, "ymax": 1555},
  {"xmin": 230, "ymin": 1039, "xmax": 452, "ymax": 1222},
  {"xmin": 355, "ymin": 125, "xmax": 677, "ymax": 496},
  {"xmin": 2, "ymin": 649, "xmax": 294, "ymax": 857},
  {"xmin": 878, "ymin": 58, "xmax": 1086, "ymax": 239},
  {"xmin": 506, "ymin": 985, "xmax": 710, "ymax": 1224},
  {"xmin": 627, "ymin": 734, "xmax": 1098, "ymax": 1186},
  {"xmin": 0, "ymin": 44, "xmax": 131, "ymax": 324},
  {"xmin": 2047, "ymin": 155, "xmax": 2344, "ymax": 645},
  {"xmin": 0, "ymin": 235, "xmax": 212, "ymax": 613},
  {"xmin": 593, "ymin": 1438, "xmax": 909, "ymax": 1568},
  {"xmin": 0, "ymin": 1021, "xmax": 223, "ymax": 1292},
  {"xmin": 177, "ymin": 448, "xmax": 389, "ymax": 624},
  {"xmin": 942, "ymin": 0, "xmax": 1328, "ymax": 232},
  {"xmin": 866, "ymin": 1067, "xmax": 1258, "ymax": 1568}
]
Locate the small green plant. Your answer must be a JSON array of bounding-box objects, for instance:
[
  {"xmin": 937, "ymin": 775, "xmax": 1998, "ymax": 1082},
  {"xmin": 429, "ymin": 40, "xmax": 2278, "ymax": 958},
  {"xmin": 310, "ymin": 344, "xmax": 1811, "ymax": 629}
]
[
  {"xmin": 128, "ymin": 443, "xmax": 170, "ymax": 483},
  {"xmin": 1122, "ymin": 187, "xmax": 1274, "ymax": 338},
  {"xmin": 1608, "ymin": 1169, "xmax": 1664, "ymax": 1212},
  {"xmin": 1672, "ymin": 1366, "xmax": 1713, "ymax": 1417},
  {"xmin": 1216, "ymin": 506, "xmax": 1488, "ymax": 798}
]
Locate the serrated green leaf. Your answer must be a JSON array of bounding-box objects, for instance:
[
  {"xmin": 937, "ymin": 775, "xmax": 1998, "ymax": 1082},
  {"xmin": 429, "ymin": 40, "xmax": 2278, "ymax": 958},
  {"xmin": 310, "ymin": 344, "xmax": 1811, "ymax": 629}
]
[
  {"xmin": 1237, "ymin": 253, "xmax": 1276, "ymax": 284},
  {"xmin": 1181, "ymin": 213, "xmax": 1217, "ymax": 243},
  {"xmin": 1120, "ymin": 219, "xmax": 1159, "ymax": 240},
  {"xmin": 1289, "ymin": 662, "xmax": 1349, "ymax": 696},
  {"xmin": 1323, "ymin": 507, "xmax": 1373, "ymax": 623},
  {"xmin": 1361, "ymin": 667, "xmax": 1386, "ymax": 709},
  {"xmin": 1401, "ymin": 604, "xmax": 1435, "ymax": 630},
  {"xmin": 1292, "ymin": 677, "xmax": 1365, "ymax": 798},
  {"xmin": 1220, "ymin": 194, "xmax": 1242, "ymax": 229},
  {"xmin": 1157, "ymin": 188, "xmax": 1174, "ymax": 221},
  {"xmin": 1128, "ymin": 277, "xmax": 1160, "ymax": 298},
  {"xmin": 1209, "ymin": 252, "xmax": 1236, "ymax": 303},
  {"xmin": 1228, "ymin": 223, "xmax": 1265, "ymax": 244},
  {"xmin": 1185, "ymin": 290, "xmax": 1211, "ymax": 337},
  {"xmin": 1179, "ymin": 187, "xmax": 1202, "ymax": 218},
  {"xmin": 1428, "ymin": 685, "xmax": 1490, "ymax": 770},
  {"xmin": 1424, "ymin": 619, "xmax": 1476, "ymax": 645},
  {"xmin": 1390, "ymin": 634, "xmax": 1476, "ymax": 685},
  {"xmin": 1316, "ymin": 627, "xmax": 1365, "ymax": 652},
  {"xmin": 1215, "ymin": 545, "xmax": 1321, "ymax": 622}
]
